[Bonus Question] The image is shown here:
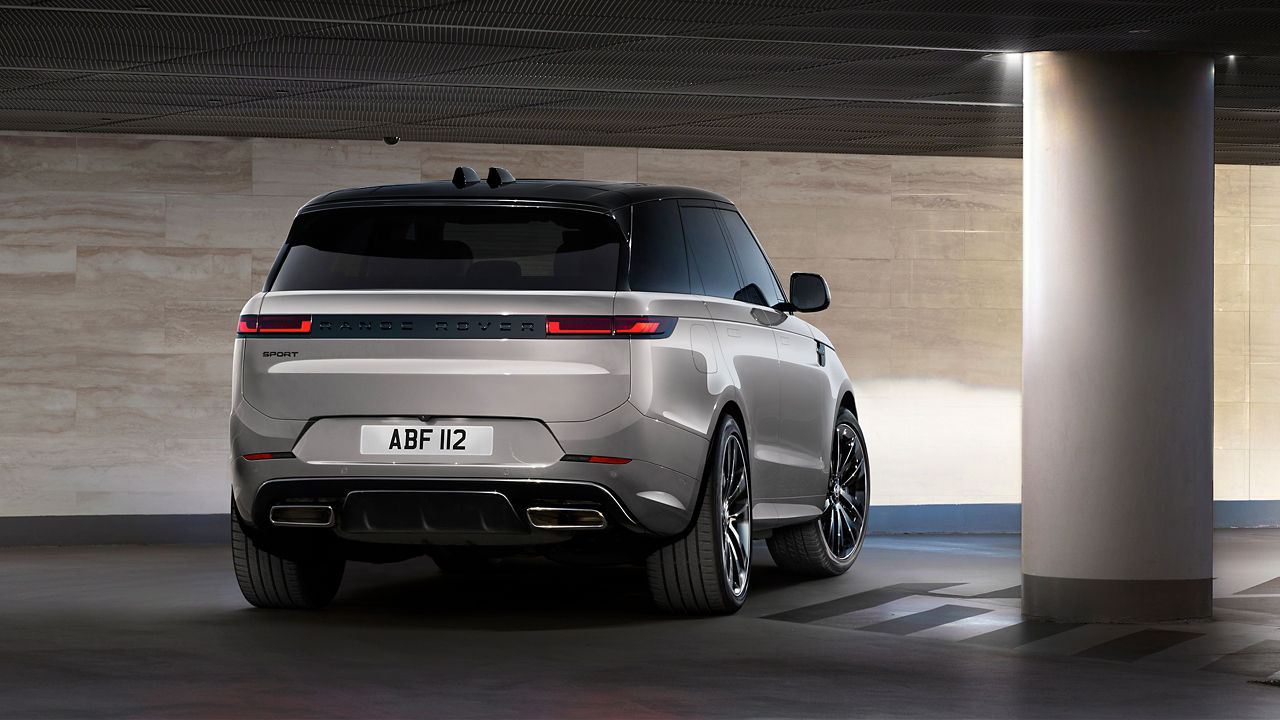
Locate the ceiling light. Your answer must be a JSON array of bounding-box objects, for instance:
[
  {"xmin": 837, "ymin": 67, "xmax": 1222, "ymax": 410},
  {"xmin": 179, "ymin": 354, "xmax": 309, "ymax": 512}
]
[{"xmin": 1004, "ymin": 53, "xmax": 1023, "ymax": 65}]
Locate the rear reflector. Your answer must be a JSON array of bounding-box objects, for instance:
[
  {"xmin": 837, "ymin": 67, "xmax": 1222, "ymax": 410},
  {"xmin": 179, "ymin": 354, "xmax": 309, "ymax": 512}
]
[
  {"xmin": 241, "ymin": 452, "xmax": 295, "ymax": 461},
  {"xmin": 562, "ymin": 454, "xmax": 631, "ymax": 464},
  {"xmin": 589, "ymin": 456, "xmax": 631, "ymax": 464},
  {"xmin": 546, "ymin": 316, "xmax": 674, "ymax": 338},
  {"xmin": 237, "ymin": 315, "xmax": 311, "ymax": 336}
]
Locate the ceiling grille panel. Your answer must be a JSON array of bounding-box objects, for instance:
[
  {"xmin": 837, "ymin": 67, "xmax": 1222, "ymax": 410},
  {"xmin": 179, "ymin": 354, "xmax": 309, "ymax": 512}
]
[{"xmin": 0, "ymin": 1, "xmax": 1277, "ymax": 162}]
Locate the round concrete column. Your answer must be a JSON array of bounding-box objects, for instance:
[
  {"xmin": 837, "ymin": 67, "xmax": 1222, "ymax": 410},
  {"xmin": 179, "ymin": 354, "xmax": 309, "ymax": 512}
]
[{"xmin": 1021, "ymin": 52, "xmax": 1215, "ymax": 622}]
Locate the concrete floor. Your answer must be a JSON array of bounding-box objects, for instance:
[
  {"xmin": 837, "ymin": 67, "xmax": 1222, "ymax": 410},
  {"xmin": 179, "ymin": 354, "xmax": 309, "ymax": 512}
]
[{"xmin": 1, "ymin": 531, "xmax": 1278, "ymax": 718}]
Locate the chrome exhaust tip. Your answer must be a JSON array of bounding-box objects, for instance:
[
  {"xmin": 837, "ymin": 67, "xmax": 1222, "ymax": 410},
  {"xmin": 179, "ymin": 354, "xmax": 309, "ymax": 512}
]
[
  {"xmin": 526, "ymin": 507, "xmax": 607, "ymax": 530},
  {"xmin": 269, "ymin": 504, "xmax": 336, "ymax": 528}
]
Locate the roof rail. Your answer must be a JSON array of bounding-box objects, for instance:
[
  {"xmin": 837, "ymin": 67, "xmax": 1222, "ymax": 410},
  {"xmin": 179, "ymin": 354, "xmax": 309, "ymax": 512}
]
[
  {"xmin": 452, "ymin": 166, "xmax": 481, "ymax": 188},
  {"xmin": 486, "ymin": 166, "xmax": 516, "ymax": 188}
]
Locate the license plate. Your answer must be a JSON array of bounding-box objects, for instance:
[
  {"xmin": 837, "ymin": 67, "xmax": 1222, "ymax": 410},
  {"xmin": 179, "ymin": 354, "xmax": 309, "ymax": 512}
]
[{"xmin": 359, "ymin": 425, "xmax": 493, "ymax": 456}]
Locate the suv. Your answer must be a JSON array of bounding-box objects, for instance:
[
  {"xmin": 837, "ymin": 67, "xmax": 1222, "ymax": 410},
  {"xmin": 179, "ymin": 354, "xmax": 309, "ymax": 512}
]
[{"xmin": 230, "ymin": 167, "xmax": 869, "ymax": 614}]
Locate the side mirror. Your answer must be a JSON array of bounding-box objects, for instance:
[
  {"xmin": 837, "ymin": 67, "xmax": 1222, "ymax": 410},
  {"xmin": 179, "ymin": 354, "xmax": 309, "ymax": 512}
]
[{"xmin": 788, "ymin": 272, "xmax": 830, "ymax": 313}]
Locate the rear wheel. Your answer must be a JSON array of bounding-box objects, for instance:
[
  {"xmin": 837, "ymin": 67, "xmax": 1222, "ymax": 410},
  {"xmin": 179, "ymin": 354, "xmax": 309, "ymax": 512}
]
[
  {"xmin": 231, "ymin": 502, "xmax": 345, "ymax": 609},
  {"xmin": 767, "ymin": 408, "xmax": 869, "ymax": 577},
  {"xmin": 646, "ymin": 413, "xmax": 751, "ymax": 614}
]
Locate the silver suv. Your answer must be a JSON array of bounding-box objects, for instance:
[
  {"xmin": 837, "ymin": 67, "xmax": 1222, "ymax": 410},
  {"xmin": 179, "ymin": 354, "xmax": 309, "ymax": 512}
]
[{"xmin": 230, "ymin": 167, "xmax": 869, "ymax": 614}]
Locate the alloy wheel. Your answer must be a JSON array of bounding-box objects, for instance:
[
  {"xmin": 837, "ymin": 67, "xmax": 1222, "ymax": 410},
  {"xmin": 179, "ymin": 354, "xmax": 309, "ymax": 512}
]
[
  {"xmin": 822, "ymin": 422, "xmax": 867, "ymax": 559},
  {"xmin": 720, "ymin": 433, "xmax": 751, "ymax": 597}
]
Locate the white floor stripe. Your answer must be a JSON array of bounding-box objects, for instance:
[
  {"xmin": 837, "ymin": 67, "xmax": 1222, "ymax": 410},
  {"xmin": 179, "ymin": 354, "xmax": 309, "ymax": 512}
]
[
  {"xmin": 812, "ymin": 595, "xmax": 954, "ymax": 631},
  {"xmin": 910, "ymin": 605, "xmax": 1025, "ymax": 642},
  {"xmin": 927, "ymin": 579, "xmax": 1021, "ymax": 598}
]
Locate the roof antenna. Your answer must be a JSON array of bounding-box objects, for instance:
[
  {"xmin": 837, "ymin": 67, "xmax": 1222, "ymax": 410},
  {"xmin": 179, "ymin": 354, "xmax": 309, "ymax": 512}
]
[
  {"xmin": 452, "ymin": 166, "xmax": 481, "ymax": 188},
  {"xmin": 486, "ymin": 167, "xmax": 516, "ymax": 188}
]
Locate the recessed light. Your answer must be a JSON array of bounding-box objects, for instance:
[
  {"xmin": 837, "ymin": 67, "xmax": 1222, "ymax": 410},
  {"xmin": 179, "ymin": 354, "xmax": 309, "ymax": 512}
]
[{"xmin": 1128, "ymin": 28, "xmax": 1151, "ymax": 33}]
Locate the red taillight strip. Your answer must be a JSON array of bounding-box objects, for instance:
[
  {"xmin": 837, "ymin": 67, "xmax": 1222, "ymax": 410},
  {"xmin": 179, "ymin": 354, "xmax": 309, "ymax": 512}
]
[
  {"xmin": 237, "ymin": 315, "xmax": 311, "ymax": 335},
  {"xmin": 614, "ymin": 316, "xmax": 670, "ymax": 335},
  {"xmin": 545, "ymin": 316, "xmax": 675, "ymax": 338},
  {"xmin": 546, "ymin": 316, "xmax": 613, "ymax": 335},
  {"xmin": 241, "ymin": 452, "xmax": 295, "ymax": 461}
]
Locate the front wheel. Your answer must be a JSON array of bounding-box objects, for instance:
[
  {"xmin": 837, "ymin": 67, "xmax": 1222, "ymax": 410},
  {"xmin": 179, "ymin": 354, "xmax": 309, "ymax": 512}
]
[
  {"xmin": 767, "ymin": 408, "xmax": 869, "ymax": 577},
  {"xmin": 646, "ymin": 413, "xmax": 752, "ymax": 614}
]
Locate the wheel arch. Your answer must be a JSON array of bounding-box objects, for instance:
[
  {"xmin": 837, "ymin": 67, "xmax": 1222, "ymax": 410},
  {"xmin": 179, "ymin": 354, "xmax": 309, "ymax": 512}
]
[
  {"xmin": 839, "ymin": 389, "xmax": 858, "ymax": 418},
  {"xmin": 670, "ymin": 399, "xmax": 748, "ymax": 542}
]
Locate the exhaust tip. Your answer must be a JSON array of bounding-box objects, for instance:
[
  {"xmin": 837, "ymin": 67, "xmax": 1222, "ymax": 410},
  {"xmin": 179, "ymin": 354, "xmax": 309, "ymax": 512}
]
[
  {"xmin": 526, "ymin": 507, "xmax": 607, "ymax": 530},
  {"xmin": 269, "ymin": 505, "xmax": 336, "ymax": 528}
]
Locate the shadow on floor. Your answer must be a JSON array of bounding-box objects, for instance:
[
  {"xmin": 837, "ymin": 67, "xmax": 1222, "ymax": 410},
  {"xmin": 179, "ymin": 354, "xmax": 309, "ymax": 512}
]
[{"xmin": 238, "ymin": 551, "xmax": 807, "ymax": 631}]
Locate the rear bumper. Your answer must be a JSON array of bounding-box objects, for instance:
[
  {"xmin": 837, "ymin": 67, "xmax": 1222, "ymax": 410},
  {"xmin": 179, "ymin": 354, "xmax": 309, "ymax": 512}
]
[
  {"xmin": 245, "ymin": 477, "xmax": 642, "ymax": 547},
  {"xmin": 230, "ymin": 399, "xmax": 707, "ymax": 541}
]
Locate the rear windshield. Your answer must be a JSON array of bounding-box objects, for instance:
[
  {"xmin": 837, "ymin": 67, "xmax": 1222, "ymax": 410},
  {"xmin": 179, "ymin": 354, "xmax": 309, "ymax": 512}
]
[{"xmin": 269, "ymin": 206, "xmax": 623, "ymax": 291}]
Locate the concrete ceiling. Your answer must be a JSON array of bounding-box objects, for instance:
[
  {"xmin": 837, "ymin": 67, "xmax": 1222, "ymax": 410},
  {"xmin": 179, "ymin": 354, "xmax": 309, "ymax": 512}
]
[{"xmin": 1, "ymin": 1, "xmax": 1278, "ymax": 163}]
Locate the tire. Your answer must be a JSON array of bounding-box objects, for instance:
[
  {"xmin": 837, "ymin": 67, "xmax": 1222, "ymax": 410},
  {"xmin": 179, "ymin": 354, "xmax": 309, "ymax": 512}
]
[
  {"xmin": 231, "ymin": 502, "xmax": 345, "ymax": 609},
  {"xmin": 646, "ymin": 413, "xmax": 752, "ymax": 615},
  {"xmin": 767, "ymin": 407, "xmax": 869, "ymax": 577}
]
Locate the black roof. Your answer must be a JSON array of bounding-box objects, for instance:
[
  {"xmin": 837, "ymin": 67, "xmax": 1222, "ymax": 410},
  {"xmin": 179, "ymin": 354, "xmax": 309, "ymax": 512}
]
[{"xmin": 301, "ymin": 178, "xmax": 730, "ymax": 213}]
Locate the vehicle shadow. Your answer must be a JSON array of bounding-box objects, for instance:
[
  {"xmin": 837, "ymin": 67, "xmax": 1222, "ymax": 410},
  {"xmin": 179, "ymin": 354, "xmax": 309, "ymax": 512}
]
[
  {"xmin": 246, "ymin": 547, "xmax": 797, "ymax": 631},
  {"xmin": 303, "ymin": 556, "xmax": 661, "ymax": 630}
]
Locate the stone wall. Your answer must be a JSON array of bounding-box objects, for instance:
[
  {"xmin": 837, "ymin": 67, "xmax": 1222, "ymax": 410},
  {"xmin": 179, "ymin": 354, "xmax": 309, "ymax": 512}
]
[{"xmin": 0, "ymin": 130, "xmax": 1274, "ymax": 516}]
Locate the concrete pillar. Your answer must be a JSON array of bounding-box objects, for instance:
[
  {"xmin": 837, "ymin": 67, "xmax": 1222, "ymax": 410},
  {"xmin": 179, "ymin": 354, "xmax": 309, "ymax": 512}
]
[{"xmin": 1021, "ymin": 52, "xmax": 1215, "ymax": 622}]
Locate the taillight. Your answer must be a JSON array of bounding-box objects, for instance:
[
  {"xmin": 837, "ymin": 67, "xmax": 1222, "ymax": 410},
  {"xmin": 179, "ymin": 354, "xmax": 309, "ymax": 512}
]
[
  {"xmin": 237, "ymin": 315, "xmax": 311, "ymax": 336},
  {"xmin": 614, "ymin": 316, "xmax": 674, "ymax": 336},
  {"xmin": 546, "ymin": 316, "xmax": 613, "ymax": 335},
  {"xmin": 545, "ymin": 316, "xmax": 675, "ymax": 338}
]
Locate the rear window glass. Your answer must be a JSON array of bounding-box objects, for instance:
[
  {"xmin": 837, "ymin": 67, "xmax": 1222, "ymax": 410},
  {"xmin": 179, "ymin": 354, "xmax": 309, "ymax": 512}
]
[{"xmin": 269, "ymin": 206, "xmax": 623, "ymax": 291}]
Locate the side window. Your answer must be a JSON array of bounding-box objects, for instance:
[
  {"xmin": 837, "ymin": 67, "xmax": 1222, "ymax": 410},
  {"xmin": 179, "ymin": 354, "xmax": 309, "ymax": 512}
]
[
  {"xmin": 719, "ymin": 210, "xmax": 785, "ymax": 307},
  {"xmin": 680, "ymin": 205, "xmax": 741, "ymax": 300},
  {"xmin": 628, "ymin": 200, "xmax": 690, "ymax": 294}
]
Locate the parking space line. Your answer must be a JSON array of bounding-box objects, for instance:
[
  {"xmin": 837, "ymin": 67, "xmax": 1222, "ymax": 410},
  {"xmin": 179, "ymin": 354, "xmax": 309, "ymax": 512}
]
[{"xmin": 858, "ymin": 604, "xmax": 992, "ymax": 635}]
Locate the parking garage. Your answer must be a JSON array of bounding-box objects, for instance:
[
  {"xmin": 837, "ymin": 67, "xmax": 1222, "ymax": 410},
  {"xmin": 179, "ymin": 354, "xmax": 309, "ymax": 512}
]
[{"xmin": 1, "ymin": 2, "xmax": 1280, "ymax": 717}]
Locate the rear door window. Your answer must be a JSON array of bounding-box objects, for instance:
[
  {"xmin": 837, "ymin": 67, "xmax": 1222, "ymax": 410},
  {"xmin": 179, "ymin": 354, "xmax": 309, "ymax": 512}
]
[
  {"xmin": 628, "ymin": 199, "xmax": 691, "ymax": 294},
  {"xmin": 718, "ymin": 210, "xmax": 785, "ymax": 307},
  {"xmin": 680, "ymin": 205, "xmax": 742, "ymax": 300},
  {"xmin": 269, "ymin": 206, "xmax": 623, "ymax": 291}
]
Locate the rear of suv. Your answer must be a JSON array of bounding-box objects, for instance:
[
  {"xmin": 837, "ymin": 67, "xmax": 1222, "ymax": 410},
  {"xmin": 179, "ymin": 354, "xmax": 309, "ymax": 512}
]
[{"xmin": 230, "ymin": 167, "xmax": 870, "ymax": 614}]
